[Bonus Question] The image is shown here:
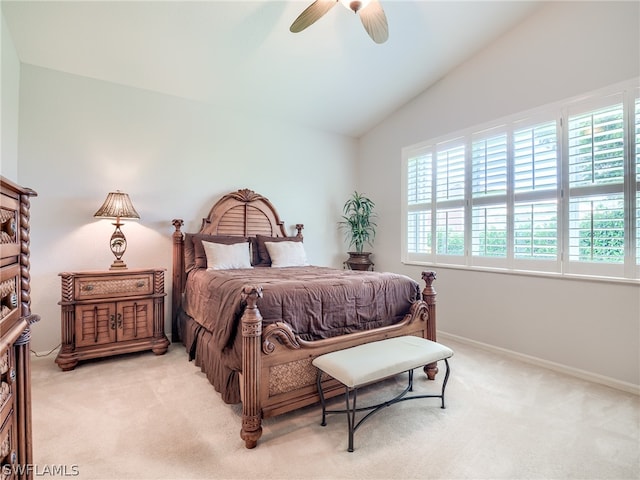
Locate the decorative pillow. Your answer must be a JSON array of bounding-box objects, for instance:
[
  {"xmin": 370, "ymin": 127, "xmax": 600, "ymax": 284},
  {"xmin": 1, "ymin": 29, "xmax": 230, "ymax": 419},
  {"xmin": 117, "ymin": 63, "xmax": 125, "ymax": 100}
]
[
  {"xmin": 249, "ymin": 237, "xmax": 261, "ymax": 266},
  {"xmin": 255, "ymin": 234, "xmax": 303, "ymax": 266},
  {"xmin": 184, "ymin": 234, "xmax": 199, "ymax": 272},
  {"xmin": 202, "ymin": 240, "xmax": 253, "ymax": 270},
  {"xmin": 188, "ymin": 234, "xmax": 249, "ymax": 271},
  {"xmin": 264, "ymin": 241, "xmax": 309, "ymax": 268}
]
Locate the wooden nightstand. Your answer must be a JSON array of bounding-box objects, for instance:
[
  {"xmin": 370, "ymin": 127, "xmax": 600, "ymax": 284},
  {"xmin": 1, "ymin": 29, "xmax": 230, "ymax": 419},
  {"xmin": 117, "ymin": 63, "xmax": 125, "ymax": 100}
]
[{"xmin": 55, "ymin": 268, "xmax": 170, "ymax": 371}]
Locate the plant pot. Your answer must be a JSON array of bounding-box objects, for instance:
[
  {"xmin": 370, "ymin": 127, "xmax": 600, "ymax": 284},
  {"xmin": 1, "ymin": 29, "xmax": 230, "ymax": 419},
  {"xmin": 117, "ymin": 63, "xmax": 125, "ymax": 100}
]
[{"xmin": 345, "ymin": 252, "xmax": 374, "ymax": 271}]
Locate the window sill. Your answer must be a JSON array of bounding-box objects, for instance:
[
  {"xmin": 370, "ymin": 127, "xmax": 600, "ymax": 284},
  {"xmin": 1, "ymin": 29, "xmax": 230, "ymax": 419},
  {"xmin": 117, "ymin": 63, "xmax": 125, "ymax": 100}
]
[{"xmin": 401, "ymin": 260, "xmax": 640, "ymax": 286}]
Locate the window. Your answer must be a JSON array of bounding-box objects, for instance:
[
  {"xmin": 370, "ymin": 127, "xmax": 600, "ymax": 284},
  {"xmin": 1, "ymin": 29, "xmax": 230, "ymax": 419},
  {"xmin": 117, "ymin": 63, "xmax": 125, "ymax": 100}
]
[{"xmin": 402, "ymin": 80, "xmax": 639, "ymax": 281}]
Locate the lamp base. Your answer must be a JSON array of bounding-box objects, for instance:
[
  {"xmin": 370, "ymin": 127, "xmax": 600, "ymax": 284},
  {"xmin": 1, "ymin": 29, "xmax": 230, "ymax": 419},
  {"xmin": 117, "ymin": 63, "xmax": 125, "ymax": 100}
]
[{"xmin": 109, "ymin": 259, "xmax": 128, "ymax": 270}]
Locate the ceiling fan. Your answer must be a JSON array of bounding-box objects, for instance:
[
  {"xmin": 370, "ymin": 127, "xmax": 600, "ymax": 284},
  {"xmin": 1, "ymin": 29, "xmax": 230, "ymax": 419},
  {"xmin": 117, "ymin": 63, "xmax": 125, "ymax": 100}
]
[{"xmin": 290, "ymin": 0, "xmax": 389, "ymax": 44}]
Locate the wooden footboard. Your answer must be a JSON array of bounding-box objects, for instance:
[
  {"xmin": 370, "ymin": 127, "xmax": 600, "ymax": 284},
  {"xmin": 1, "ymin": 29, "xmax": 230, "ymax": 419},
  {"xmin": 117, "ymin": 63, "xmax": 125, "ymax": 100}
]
[{"xmin": 238, "ymin": 271, "xmax": 437, "ymax": 449}]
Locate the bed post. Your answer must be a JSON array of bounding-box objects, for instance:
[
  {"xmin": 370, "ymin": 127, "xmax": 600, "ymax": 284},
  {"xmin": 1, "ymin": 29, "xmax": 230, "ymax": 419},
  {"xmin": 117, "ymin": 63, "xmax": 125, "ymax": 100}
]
[
  {"xmin": 240, "ymin": 285, "xmax": 264, "ymax": 449},
  {"xmin": 421, "ymin": 271, "xmax": 438, "ymax": 380},
  {"xmin": 171, "ymin": 219, "xmax": 185, "ymax": 342}
]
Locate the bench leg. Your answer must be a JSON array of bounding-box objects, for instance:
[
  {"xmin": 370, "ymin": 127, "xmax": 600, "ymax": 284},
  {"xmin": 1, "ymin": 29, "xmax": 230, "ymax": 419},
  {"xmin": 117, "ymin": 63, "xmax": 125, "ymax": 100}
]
[
  {"xmin": 440, "ymin": 358, "xmax": 451, "ymax": 409},
  {"xmin": 346, "ymin": 387, "xmax": 357, "ymax": 452},
  {"xmin": 316, "ymin": 369, "xmax": 327, "ymax": 426}
]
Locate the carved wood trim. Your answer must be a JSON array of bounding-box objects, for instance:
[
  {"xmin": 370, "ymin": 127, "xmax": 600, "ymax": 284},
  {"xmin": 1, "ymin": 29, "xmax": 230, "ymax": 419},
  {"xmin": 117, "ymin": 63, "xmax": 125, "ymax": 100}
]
[
  {"xmin": 240, "ymin": 286, "xmax": 263, "ymax": 449},
  {"xmin": 262, "ymin": 322, "xmax": 300, "ymax": 354},
  {"xmin": 19, "ymin": 190, "xmax": 36, "ymax": 319}
]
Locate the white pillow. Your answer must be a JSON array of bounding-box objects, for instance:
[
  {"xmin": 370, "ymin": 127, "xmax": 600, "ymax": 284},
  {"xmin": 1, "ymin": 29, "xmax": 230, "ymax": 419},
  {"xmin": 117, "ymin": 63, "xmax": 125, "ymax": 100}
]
[
  {"xmin": 202, "ymin": 241, "xmax": 253, "ymax": 270},
  {"xmin": 265, "ymin": 241, "xmax": 309, "ymax": 267}
]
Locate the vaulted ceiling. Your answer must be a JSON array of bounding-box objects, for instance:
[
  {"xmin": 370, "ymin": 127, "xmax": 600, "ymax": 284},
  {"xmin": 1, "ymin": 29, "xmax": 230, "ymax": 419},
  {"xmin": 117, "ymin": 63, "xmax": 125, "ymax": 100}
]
[{"xmin": 2, "ymin": 1, "xmax": 542, "ymax": 137}]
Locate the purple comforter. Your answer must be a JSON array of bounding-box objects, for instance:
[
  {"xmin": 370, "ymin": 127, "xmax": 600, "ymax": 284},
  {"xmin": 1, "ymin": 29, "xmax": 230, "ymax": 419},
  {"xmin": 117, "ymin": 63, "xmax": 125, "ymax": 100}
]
[
  {"xmin": 183, "ymin": 265, "xmax": 420, "ymax": 348},
  {"xmin": 181, "ymin": 266, "xmax": 420, "ymax": 403}
]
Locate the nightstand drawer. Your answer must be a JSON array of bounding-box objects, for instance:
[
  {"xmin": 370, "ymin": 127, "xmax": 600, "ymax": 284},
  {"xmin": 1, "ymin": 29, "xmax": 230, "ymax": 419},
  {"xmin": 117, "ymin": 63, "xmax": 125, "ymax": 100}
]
[{"xmin": 75, "ymin": 273, "xmax": 153, "ymax": 300}]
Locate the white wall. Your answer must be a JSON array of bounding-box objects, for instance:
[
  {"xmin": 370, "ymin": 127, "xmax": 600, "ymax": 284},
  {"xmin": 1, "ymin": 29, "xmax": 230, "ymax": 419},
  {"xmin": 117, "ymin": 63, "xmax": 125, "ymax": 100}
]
[
  {"xmin": 360, "ymin": 1, "xmax": 640, "ymax": 388},
  {"xmin": 1, "ymin": 12, "xmax": 20, "ymax": 180},
  {"xmin": 17, "ymin": 65, "xmax": 357, "ymax": 353}
]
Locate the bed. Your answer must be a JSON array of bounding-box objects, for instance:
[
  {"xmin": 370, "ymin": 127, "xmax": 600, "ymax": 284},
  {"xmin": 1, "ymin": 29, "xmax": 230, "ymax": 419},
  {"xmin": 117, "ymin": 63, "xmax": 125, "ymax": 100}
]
[{"xmin": 171, "ymin": 188, "xmax": 438, "ymax": 449}]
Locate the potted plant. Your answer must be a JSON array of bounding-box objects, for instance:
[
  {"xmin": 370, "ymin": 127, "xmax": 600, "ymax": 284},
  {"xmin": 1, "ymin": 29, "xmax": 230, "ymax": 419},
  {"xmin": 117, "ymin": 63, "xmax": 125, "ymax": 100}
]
[{"xmin": 338, "ymin": 191, "xmax": 377, "ymax": 270}]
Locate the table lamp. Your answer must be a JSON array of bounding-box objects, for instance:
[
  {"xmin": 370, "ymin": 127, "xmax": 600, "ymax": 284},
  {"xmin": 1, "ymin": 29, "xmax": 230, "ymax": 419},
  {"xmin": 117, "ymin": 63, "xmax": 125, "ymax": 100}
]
[{"xmin": 94, "ymin": 190, "xmax": 140, "ymax": 270}]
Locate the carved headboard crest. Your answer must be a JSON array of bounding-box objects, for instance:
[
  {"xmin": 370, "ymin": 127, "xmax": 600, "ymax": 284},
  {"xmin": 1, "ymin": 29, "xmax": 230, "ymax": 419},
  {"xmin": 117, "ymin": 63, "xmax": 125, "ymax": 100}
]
[
  {"xmin": 200, "ymin": 188, "xmax": 292, "ymax": 238},
  {"xmin": 226, "ymin": 189, "xmax": 266, "ymax": 203}
]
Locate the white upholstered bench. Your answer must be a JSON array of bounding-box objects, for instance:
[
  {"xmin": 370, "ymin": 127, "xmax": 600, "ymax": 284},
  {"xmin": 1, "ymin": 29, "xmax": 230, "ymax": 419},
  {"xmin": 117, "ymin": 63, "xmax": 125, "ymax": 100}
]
[{"xmin": 312, "ymin": 335, "xmax": 453, "ymax": 452}]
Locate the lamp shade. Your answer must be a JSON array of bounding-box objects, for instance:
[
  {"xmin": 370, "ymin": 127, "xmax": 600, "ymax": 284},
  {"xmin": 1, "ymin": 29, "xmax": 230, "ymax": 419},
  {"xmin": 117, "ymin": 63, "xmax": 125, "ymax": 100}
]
[{"xmin": 94, "ymin": 191, "xmax": 140, "ymax": 220}]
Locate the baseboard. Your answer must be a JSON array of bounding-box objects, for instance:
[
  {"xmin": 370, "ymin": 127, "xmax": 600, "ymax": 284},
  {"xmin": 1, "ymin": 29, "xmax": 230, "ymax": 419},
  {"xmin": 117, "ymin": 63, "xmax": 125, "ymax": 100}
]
[{"xmin": 437, "ymin": 331, "xmax": 640, "ymax": 396}]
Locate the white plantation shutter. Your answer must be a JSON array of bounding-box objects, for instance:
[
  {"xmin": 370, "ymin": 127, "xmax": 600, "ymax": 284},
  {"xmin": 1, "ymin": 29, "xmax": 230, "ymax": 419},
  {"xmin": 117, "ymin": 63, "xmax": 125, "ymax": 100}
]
[
  {"xmin": 435, "ymin": 144, "xmax": 465, "ymax": 258},
  {"xmin": 514, "ymin": 201, "xmax": 558, "ymax": 260},
  {"xmin": 514, "ymin": 122, "xmax": 558, "ymax": 193},
  {"xmin": 436, "ymin": 208, "xmax": 464, "ymax": 255},
  {"xmin": 472, "ymin": 205, "xmax": 507, "ymax": 257},
  {"xmin": 568, "ymin": 194, "xmax": 624, "ymax": 263},
  {"xmin": 405, "ymin": 149, "xmax": 434, "ymax": 259},
  {"xmin": 512, "ymin": 120, "xmax": 559, "ymax": 268},
  {"xmin": 472, "ymin": 133, "xmax": 507, "ymax": 197},
  {"xmin": 407, "ymin": 210, "xmax": 431, "ymax": 254},
  {"xmin": 436, "ymin": 145, "xmax": 465, "ymax": 201},
  {"xmin": 407, "ymin": 154, "xmax": 431, "ymax": 205},
  {"xmin": 471, "ymin": 131, "xmax": 508, "ymax": 261},
  {"xmin": 402, "ymin": 80, "xmax": 637, "ymax": 280},
  {"xmin": 566, "ymin": 102, "xmax": 625, "ymax": 274},
  {"xmin": 568, "ymin": 104, "xmax": 625, "ymax": 187}
]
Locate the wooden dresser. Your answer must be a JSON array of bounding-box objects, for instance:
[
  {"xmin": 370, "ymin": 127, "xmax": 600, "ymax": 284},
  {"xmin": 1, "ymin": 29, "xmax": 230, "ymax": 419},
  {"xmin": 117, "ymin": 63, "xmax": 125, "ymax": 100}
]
[
  {"xmin": 55, "ymin": 268, "xmax": 169, "ymax": 371},
  {"xmin": 0, "ymin": 176, "xmax": 39, "ymax": 480}
]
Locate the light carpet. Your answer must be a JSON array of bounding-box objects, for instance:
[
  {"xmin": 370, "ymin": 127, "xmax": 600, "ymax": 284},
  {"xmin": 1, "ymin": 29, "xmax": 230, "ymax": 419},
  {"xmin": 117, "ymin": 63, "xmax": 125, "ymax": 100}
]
[{"xmin": 32, "ymin": 338, "xmax": 639, "ymax": 480}]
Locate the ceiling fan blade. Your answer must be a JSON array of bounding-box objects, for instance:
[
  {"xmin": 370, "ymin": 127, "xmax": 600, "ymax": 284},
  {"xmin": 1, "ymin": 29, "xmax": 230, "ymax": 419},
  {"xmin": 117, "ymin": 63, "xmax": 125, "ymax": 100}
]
[
  {"xmin": 290, "ymin": 0, "xmax": 338, "ymax": 33},
  {"xmin": 359, "ymin": 0, "xmax": 388, "ymax": 44}
]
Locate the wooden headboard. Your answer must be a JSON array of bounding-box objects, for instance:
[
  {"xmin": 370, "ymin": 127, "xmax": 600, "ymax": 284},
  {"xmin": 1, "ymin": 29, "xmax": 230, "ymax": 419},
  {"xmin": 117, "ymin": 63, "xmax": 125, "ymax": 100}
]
[
  {"xmin": 171, "ymin": 189, "xmax": 303, "ymax": 335},
  {"xmin": 198, "ymin": 188, "xmax": 291, "ymax": 237}
]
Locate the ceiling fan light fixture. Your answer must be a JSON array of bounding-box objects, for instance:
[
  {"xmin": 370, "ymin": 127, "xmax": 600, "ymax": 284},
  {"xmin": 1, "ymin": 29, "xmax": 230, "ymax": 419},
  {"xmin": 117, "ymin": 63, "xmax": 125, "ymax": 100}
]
[
  {"xmin": 340, "ymin": 0, "xmax": 372, "ymax": 13},
  {"xmin": 291, "ymin": 0, "xmax": 387, "ymax": 44}
]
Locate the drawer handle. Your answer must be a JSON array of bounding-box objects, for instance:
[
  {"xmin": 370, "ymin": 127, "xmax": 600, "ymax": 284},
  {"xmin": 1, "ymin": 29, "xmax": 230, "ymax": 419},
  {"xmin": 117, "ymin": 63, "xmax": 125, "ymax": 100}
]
[
  {"xmin": 82, "ymin": 285, "xmax": 94, "ymax": 291},
  {"xmin": 0, "ymin": 433, "xmax": 9, "ymax": 458},
  {"xmin": 111, "ymin": 314, "xmax": 122, "ymax": 330},
  {"xmin": 94, "ymin": 307, "xmax": 99, "ymax": 343},
  {"xmin": 136, "ymin": 281, "xmax": 145, "ymax": 288},
  {"xmin": 8, "ymin": 368, "xmax": 15, "ymax": 384},
  {"xmin": 1, "ymin": 217, "xmax": 15, "ymax": 239},
  {"xmin": 0, "ymin": 382, "xmax": 9, "ymax": 405},
  {"xmin": 1, "ymin": 292, "xmax": 17, "ymax": 310}
]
